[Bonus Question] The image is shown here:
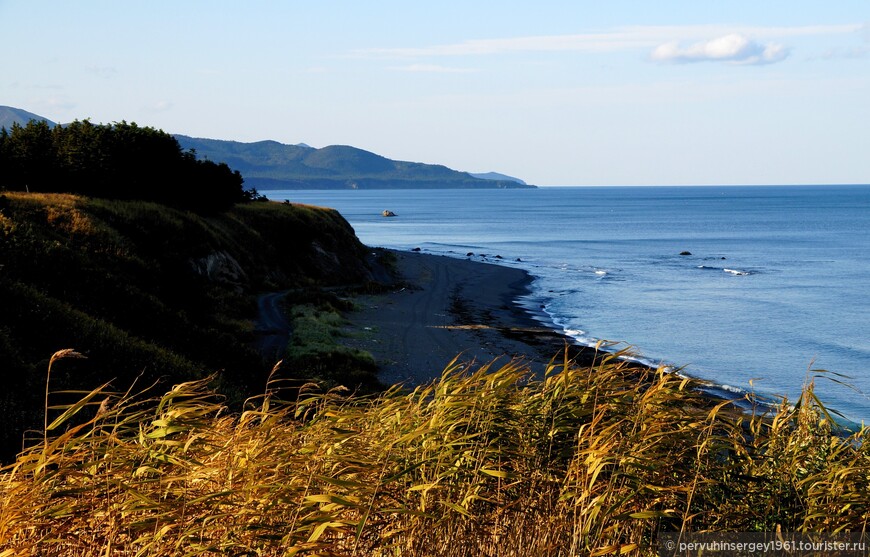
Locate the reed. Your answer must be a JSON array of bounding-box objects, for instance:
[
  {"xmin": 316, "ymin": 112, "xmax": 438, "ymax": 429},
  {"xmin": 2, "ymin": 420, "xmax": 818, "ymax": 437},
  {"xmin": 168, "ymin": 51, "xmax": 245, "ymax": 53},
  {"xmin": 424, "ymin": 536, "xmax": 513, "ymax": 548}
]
[{"xmin": 1, "ymin": 349, "xmax": 867, "ymax": 556}]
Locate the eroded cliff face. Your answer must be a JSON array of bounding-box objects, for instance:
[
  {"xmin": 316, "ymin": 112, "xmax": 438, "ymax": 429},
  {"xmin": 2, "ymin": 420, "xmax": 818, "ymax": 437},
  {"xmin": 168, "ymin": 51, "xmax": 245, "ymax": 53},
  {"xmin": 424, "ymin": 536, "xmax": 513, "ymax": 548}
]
[
  {"xmin": 189, "ymin": 237, "xmax": 374, "ymax": 292},
  {"xmin": 219, "ymin": 201, "xmax": 376, "ymax": 289},
  {"xmin": 190, "ymin": 250, "xmax": 249, "ymax": 291}
]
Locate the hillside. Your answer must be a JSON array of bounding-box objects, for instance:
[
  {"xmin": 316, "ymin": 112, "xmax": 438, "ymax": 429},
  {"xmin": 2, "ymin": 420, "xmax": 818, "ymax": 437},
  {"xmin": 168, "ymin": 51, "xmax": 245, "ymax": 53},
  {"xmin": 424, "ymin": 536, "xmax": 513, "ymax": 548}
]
[
  {"xmin": 0, "ymin": 105, "xmax": 56, "ymax": 129},
  {"xmin": 0, "ymin": 193, "xmax": 382, "ymax": 458},
  {"xmin": 175, "ymin": 135, "xmax": 535, "ymax": 190},
  {"xmin": 0, "ymin": 106, "xmax": 534, "ymax": 190},
  {"xmin": 470, "ymin": 171, "xmax": 528, "ymax": 185}
]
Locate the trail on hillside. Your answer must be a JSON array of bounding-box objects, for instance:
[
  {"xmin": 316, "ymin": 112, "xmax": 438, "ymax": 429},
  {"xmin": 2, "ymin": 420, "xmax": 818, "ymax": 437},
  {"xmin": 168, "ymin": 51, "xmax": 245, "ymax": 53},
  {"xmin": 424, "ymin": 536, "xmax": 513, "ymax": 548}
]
[
  {"xmin": 254, "ymin": 292, "xmax": 292, "ymax": 365},
  {"xmin": 252, "ymin": 251, "xmax": 399, "ymax": 367}
]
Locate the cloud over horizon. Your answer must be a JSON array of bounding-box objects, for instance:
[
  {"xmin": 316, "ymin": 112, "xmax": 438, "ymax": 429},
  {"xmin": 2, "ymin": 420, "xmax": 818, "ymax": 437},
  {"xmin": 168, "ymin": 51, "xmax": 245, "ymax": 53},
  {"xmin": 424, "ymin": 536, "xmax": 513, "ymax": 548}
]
[
  {"xmin": 389, "ymin": 64, "xmax": 477, "ymax": 73},
  {"xmin": 651, "ymin": 34, "xmax": 790, "ymax": 65}
]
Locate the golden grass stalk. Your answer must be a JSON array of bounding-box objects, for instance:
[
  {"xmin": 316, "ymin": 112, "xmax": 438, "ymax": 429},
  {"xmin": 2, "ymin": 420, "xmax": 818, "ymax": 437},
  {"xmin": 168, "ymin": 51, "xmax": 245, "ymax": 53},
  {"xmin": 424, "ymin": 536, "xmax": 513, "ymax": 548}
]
[{"xmin": 1, "ymin": 350, "xmax": 868, "ymax": 556}]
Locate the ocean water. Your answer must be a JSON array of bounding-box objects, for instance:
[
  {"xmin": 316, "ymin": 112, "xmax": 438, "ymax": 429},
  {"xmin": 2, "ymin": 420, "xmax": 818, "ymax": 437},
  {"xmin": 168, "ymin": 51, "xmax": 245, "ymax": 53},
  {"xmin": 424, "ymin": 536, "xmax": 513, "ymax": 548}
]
[{"xmin": 267, "ymin": 186, "xmax": 870, "ymax": 423}]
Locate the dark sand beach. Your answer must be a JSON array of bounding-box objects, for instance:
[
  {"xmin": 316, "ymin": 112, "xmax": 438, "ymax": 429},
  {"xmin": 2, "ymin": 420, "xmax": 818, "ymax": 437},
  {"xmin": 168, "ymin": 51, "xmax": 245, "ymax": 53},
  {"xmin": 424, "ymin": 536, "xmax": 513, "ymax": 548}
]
[{"xmin": 342, "ymin": 250, "xmax": 599, "ymax": 386}]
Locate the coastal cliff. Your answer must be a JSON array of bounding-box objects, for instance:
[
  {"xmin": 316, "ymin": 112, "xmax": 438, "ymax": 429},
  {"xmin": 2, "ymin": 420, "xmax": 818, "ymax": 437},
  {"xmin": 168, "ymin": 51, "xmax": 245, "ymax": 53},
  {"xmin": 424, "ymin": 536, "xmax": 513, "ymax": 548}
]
[{"xmin": 0, "ymin": 192, "xmax": 379, "ymax": 457}]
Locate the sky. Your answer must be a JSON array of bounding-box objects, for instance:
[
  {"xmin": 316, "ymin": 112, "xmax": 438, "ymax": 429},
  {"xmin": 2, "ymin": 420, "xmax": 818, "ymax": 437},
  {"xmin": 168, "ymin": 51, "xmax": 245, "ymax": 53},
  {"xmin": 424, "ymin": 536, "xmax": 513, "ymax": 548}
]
[{"xmin": 2, "ymin": 1, "xmax": 868, "ymax": 186}]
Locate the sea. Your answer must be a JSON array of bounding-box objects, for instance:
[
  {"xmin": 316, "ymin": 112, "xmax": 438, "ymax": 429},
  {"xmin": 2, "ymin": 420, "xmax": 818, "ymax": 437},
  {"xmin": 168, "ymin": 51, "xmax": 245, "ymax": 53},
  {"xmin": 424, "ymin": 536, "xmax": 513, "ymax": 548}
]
[{"xmin": 266, "ymin": 185, "xmax": 870, "ymax": 424}]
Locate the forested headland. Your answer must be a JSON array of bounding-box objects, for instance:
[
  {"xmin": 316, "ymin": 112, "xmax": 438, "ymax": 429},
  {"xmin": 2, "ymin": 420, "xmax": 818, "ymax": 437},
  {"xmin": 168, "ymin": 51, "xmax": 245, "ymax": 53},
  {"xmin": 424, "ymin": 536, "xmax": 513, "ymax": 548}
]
[{"xmin": 0, "ymin": 119, "xmax": 254, "ymax": 211}]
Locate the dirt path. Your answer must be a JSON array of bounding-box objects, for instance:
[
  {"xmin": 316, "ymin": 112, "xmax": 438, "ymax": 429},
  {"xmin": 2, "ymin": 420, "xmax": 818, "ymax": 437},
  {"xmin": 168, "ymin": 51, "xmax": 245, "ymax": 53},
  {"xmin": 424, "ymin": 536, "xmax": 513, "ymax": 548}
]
[{"xmin": 254, "ymin": 291, "xmax": 292, "ymax": 365}]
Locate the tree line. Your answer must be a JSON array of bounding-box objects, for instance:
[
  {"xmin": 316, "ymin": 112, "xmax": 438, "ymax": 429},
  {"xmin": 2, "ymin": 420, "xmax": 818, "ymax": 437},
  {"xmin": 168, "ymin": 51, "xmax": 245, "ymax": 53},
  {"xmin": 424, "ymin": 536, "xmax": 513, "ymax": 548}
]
[{"xmin": 0, "ymin": 119, "xmax": 257, "ymax": 210}]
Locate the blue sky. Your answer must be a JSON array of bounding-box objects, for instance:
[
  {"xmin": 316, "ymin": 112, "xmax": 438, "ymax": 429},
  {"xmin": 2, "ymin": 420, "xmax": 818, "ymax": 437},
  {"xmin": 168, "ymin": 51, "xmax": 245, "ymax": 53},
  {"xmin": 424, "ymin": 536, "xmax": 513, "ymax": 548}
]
[{"xmin": 2, "ymin": 1, "xmax": 868, "ymax": 185}]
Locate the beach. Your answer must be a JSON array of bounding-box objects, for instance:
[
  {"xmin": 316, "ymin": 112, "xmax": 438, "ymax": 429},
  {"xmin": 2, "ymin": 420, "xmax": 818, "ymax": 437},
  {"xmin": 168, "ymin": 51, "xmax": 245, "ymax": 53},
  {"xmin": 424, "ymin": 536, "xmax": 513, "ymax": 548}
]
[
  {"xmin": 340, "ymin": 250, "xmax": 770, "ymax": 422},
  {"xmin": 342, "ymin": 250, "xmax": 593, "ymax": 386}
]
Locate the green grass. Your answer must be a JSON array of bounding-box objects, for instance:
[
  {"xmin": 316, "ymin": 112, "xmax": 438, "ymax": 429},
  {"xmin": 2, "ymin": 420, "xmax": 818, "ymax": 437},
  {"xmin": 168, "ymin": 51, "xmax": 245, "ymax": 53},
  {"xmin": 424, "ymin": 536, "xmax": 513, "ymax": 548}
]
[
  {"xmin": 1, "ymin": 349, "xmax": 867, "ymax": 556},
  {"xmin": 281, "ymin": 302, "xmax": 380, "ymax": 393}
]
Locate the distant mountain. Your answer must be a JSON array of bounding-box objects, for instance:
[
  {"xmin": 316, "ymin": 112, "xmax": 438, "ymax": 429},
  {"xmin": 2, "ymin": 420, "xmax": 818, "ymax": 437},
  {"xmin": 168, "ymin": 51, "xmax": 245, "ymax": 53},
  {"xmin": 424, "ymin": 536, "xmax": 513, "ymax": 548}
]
[
  {"xmin": 0, "ymin": 106, "xmax": 532, "ymax": 190},
  {"xmin": 0, "ymin": 106, "xmax": 57, "ymax": 129},
  {"xmin": 470, "ymin": 172, "xmax": 527, "ymax": 186},
  {"xmin": 175, "ymin": 135, "xmax": 534, "ymax": 190}
]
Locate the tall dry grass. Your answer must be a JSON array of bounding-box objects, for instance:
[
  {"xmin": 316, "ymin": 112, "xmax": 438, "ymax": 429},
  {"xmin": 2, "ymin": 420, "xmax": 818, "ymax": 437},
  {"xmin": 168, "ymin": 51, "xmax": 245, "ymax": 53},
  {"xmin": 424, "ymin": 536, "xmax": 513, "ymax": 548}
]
[{"xmin": 1, "ymin": 349, "xmax": 868, "ymax": 556}]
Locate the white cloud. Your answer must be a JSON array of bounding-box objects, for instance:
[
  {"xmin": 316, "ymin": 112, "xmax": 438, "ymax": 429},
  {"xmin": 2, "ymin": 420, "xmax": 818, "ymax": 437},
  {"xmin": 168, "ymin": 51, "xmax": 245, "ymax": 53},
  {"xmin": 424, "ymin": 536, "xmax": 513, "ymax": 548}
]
[
  {"xmin": 356, "ymin": 24, "xmax": 860, "ymax": 58},
  {"xmin": 365, "ymin": 33, "xmax": 653, "ymax": 57},
  {"xmin": 359, "ymin": 29, "xmax": 673, "ymax": 58},
  {"xmin": 389, "ymin": 64, "xmax": 476, "ymax": 73},
  {"xmin": 147, "ymin": 100, "xmax": 173, "ymax": 112},
  {"xmin": 815, "ymin": 22, "xmax": 870, "ymax": 59},
  {"xmin": 651, "ymin": 34, "xmax": 790, "ymax": 65},
  {"xmin": 822, "ymin": 46, "xmax": 870, "ymax": 60}
]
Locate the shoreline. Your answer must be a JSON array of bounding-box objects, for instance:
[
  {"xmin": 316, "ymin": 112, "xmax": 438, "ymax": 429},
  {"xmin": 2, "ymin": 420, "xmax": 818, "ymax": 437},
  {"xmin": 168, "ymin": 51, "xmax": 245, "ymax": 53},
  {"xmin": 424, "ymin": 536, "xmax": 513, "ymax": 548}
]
[
  {"xmin": 342, "ymin": 249, "xmax": 783, "ymax": 420},
  {"xmin": 341, "ymin": 250, "xmax": 608, "ymax": 386},
  {"xmin": 340, "ymin": 249, "xmax": 812, "ymax": 425}
]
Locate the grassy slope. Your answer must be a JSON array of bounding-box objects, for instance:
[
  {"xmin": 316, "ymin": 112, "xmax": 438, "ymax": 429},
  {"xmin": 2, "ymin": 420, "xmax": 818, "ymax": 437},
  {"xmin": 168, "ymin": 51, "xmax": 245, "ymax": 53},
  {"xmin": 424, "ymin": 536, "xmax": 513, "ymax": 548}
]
[{"xmin": 0, "ymin": 192, "xmax": 375, "ymax": 457}]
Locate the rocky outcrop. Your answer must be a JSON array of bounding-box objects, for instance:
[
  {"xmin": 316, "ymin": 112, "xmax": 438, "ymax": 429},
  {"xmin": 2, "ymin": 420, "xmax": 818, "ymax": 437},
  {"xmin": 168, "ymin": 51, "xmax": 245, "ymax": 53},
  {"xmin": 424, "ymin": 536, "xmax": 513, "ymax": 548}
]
[
  {"xmin": 309, "ymin": 240, "xmax": 345, "ymax": 276},
  {"xmin": 190, "ymin": 250, "xmax": 249, "ymax": 291}
]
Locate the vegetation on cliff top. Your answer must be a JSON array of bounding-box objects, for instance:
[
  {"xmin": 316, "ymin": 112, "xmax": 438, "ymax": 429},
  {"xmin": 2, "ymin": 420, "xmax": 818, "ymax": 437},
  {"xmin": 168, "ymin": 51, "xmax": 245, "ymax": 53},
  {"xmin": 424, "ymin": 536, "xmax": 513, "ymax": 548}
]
[{"xmin": 0, "ymin": 120, "xmax": 251, "ymax": 211}]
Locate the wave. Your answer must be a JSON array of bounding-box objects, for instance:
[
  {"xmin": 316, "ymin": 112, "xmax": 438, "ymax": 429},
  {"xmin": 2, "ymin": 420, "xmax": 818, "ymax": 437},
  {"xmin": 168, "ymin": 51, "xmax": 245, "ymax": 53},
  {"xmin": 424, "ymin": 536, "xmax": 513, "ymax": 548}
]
[
  {"xmin": 697, "ymin": 265, "xmax": 754, "ymax": 276},
  {"xmin": 404, "ymin": 246, "xmax": 785, "ymax": 418},
  {"xmin": 546, "ymin": 311, "xmax": 674, "ymax": 371},
  {"xmin": 593, "ymin": 269, "xmax": 617, "ymax": 280},
  {"xmin": 530, "ymin": 291, "xmax": 787, "ymax": 415},
  {"xmin": 696, "ymin": 383, "xmax": 782, "ymax": 413}
]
